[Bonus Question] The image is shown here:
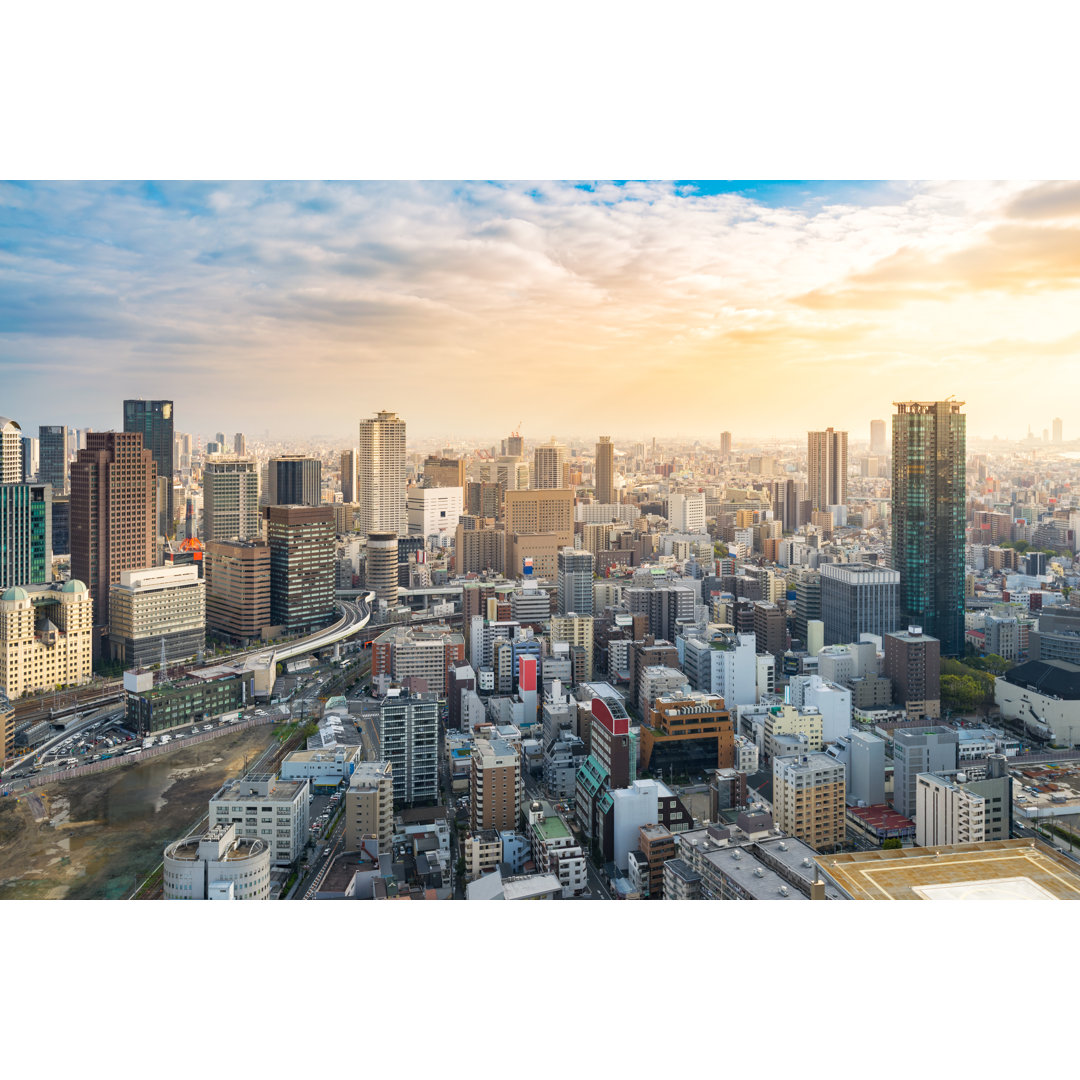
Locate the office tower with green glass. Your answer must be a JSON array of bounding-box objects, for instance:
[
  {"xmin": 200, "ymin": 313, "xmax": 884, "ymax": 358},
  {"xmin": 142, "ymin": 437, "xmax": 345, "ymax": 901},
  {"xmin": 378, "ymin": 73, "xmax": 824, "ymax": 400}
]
[
  {"xmin": 0, "ymin": 483, "xmax": 52, "ymax": 590},
  {"xmin": 891, "ymin": 400, "xmax": 965, "ymax": 656}
]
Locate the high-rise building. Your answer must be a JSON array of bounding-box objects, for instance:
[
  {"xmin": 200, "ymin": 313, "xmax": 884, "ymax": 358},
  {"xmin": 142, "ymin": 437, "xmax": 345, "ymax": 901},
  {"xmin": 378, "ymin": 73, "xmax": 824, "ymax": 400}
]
[
  {"xmin": 793, "ymin": 570, "xmax": 820, "ymax": 646},
  {"xmin": 266, "ymin": 505, "xmax": 335, "ymax": 633},
  {"xmin": 454, "ymin": 516, "xmax": 505, "ymax": 575},
  {"xmin": 870, "ymin": 419, "xmax": 887, "ymax": 455},
  {"xmin": 377, "ymin": 690, "xmax": 439, "ymax": 806},
  {"xmin": 666, "ymin": 492, "xmax": 706, "ymax": 534},
  {"xmin": 807, "ymin": 427, "xmax": 848, "ymax": 510},
  {"xmin": 557, "ymin": 547, "xmax": 594, "ymax": 616},
  {"xmin": 123, "ymin": 400, "xmax": 174, "ymax": 537},
  {"xmin": 1053, "ymin": 417, "xmax": 1063, "ymax": 444},
  {"xmin": 407, "ymin": 486, "xmax": 463, "ymax": 549},
  {"xmin": 108, "ymin": 564, "xmax": 206, "ymax": 668},
  {"xmin": 0, "ymin": 484, "xmax": 51, "ymax": 591},
  {"xmin": 772, "ymin": 752, "xmax": 846, "ymax": 852},
  {"xmin": 595, "ymin": 436, "xmax": 615, "ymax": 504},
  {"xmin": 422, "ymin": 455, "xmax": 466, "ymax": 489},
  {"xmin": 358, "ymin": 410, "xmax": 407, "ymax": 536},
  {"xmin": 884, "ymin": 626, "xmax": 942, "ymax": 720},
  {"xmin": 233, "ymin": 432, "xmax": 247, "ymax": 456},
  {"xmin": 505, "ymin": 431, "xmax": 524, "ymax": 458},
  {"xmin": 370, "ymin": 624, "xmax": 465, "ymax": 698},
  {"xmin": 0, "ymin": 580, "xmax": 93, "ymax": 699},
  {"xmin": 768, "ymin": 478, "xmax": 800, "ymax": 533},
  {"xmin": 202, "ymin": 456, "xmax": 260, "ymax": 542},
  {"xmin": 915, "ymin": 769, "xmax": 1011, "ymax": 847},
  {"xmin": 340, "ymin": 449, "xmax": 357, "ymax": 504},
  {"xmin": 204, "ymin": 539, "xmax": 271, "ymax": 642},
  {"xmin": 819, "ymin": 562, "xmax": 900, "ymax": 646},
  {"xmin": 719, "ymin": 431, "xmax": 732, "ymax": 458},
  {"xmin": 0, "ymin": 418, "xmax": 23, "ymax": 484},
  {"xmin": 70, "ymin": 431, "xmax": 157, "ymax": 629},
  {"xmin": 504, "ymin": 488, "xmax": 574, "ymax": 579},
  {"xmin": 20, "ymin": 436, "xmax": 38, "ymax": 482},
  {"xmin": 891, "ymin": 400, "xmax": 965, "ymax": 655},
  {"xmin": 366, "ymin": 532, "xmax": 399, "ymax": 607},
  {"xmin": 470, "ymin": 737, "xmax": 523, "ymax": 832},
  {"xmin": 345, "ymin": 760, "xmax": 394, "ymax": 850},
  {"xmin": 532, "ymin": 439, "xmax": 567, "ymax": 489},
  {"xmin": 267, "ymin": 455, "xmax": 322, "ymax": 508},
  {"xmin": 891, "ymin": 726, "xmax": 957, "ymax": 819},
  {"xmin": 38, "ymin": 425, "xmax": 68, "ymax": 495}
]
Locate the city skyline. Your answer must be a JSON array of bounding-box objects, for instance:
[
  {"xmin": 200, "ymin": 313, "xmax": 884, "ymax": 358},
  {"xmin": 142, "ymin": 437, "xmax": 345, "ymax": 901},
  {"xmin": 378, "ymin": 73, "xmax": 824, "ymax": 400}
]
[{"xmin": 4, "ymin": 180, "xmax": 1080, "ymax": 439}]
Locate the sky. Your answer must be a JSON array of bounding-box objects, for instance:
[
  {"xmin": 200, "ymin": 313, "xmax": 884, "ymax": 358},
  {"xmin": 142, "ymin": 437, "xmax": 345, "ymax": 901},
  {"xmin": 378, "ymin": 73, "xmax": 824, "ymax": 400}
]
[{"xmin": 3, "ymin": 178, "xmax": 1080, "ymax": 444}]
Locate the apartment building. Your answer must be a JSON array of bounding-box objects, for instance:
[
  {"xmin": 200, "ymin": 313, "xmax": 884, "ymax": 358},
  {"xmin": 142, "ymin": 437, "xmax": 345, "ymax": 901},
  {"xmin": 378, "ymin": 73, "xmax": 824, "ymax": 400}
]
[
  {"xmin": 772, "ymin": 753, "xmax": 846, "ymax": 852},
  {"xmin": 470, "ymin": 737, "xmax": 523, "ymax": 832},
  {"xmin": 344, "ymin": 760, "xmax": 394, "ymax": 851}
]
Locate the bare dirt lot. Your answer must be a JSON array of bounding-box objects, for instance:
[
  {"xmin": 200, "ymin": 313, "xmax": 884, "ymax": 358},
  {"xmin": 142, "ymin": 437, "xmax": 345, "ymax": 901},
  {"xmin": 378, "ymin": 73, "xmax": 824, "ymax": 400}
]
[{"xmin": 0, "ymin": 724, "xmax": 279, "ymax": 899}]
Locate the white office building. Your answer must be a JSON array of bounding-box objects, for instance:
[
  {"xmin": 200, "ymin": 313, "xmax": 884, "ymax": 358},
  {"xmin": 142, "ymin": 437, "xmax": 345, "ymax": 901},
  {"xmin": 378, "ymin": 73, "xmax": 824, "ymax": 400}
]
[
  {"xmin": 209, "ymin": 774, "xmax": 310, "ymax": 866},
  {"xmin": 667, "ymin": 492, "xmax": 706, "ymax": 534},
  {"xmin": 407, "ymin": 486, "xmax": 463, "ymax": 548}
]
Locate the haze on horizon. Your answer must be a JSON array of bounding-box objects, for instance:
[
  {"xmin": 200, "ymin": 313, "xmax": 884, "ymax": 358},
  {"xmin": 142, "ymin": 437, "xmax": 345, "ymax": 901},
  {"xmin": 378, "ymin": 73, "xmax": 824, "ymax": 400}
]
[{"xmin": 3, "ymin": 179, "xmax": 1080, "ymax": 443}]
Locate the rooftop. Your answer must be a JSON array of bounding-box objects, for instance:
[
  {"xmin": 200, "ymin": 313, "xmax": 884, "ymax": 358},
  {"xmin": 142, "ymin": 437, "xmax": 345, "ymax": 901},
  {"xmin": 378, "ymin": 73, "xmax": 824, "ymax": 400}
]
[
  {"xmin": 532, "ymin": 814, "xmax": 571, "ymax": 842},
  {"xmin": 816, "ymin": 838, "xmax": 1080, "ymax": 900}
]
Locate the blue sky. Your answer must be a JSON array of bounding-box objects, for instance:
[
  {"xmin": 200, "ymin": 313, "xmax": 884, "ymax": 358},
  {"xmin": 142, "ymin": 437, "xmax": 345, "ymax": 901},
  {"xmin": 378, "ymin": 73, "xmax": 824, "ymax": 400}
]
[{"xmin": 2, "ymin": 179, "xmax": 1079, "ymax": 441}]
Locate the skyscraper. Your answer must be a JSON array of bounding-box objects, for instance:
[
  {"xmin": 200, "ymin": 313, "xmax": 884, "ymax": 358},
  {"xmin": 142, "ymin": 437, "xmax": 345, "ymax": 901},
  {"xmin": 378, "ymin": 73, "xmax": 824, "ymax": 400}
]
[
  {"xmin": 0, "ymin": 484, "xmax": 52, "ymax": 589},
  {"xmin": 557, "ymin": 547, "xmax": 594, "ymax": 616},
  {"xmin": 266, "ymin": 504, "xmax": 335, "ymax": 633},
  {"xmin": 358, "ymin": 410, "xmax": 407, "ymax": 536},
  {"xmin": 268, "ymin": 455, "xmax": 322, "ymax": 508},
  {"xmin": 233, "ymin": 432, "xmax": 247, "ymax": 456},
  {"xmin": 719, "ymin": 431, "xmax": 732, "ymax": 458},
  {"xmin": 532, "ymin": 438, "xmax": 567, "ymax": 489},
  {"xmin": 819, "ymin": 562, "xmax": 900, "ymax": 645},
  {"xmin": 891, "ymin": 400, "xmax": 965, "ymax": 656},
  {"xmin": 0, "ymin": 418, "xmax": 23, "ymax": 484},
  {"xmin": 768, "ymin": 477, "xmax": 800, "ymax": 533},
  {"xmin": 123, "ymin": 399, "xmax": 174, "ymax": 537},
  {"xmin": 70, "ymin": 431, "xmax": 157, "ymax": 629},
  {"xmin": 1053, "ymin": 417, "xmax": 1063, "ymax": 443},
  {"xmin": 202, "ymin": 456, "xmax": 261, "ymax": 542},
  {"xmin": 340, "ymin": 448, "xmax": 357, "ymax": 503},
  {"xmin": 595, "ymin": 435, "xmax": 615, "ymax": 504},
  {"xmin": 20, "ymin": 436, "xmax": 38, "ymax": 482},
  {"xmin": 38, "ymin": 425, "xmax": 68, "ymax": 495},
  {"xmin": 807, "ymin": 427, "xmax": 848, "ymax": 511},
  {"xmin": 870, "ymin": 419, "xmax": 887, "ymax": 455}
]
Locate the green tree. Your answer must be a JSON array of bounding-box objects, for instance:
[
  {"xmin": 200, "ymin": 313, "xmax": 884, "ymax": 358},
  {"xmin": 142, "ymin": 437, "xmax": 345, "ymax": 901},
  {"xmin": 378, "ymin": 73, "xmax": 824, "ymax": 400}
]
[{"xmin": 882, "ymin": 838, "xmax": 902, "ymax": 850}]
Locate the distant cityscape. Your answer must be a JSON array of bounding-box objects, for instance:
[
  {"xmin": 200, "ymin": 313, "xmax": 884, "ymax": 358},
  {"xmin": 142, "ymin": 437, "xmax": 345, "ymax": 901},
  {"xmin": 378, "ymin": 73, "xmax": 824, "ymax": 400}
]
[{"xmin": 3, "ymin": 397, "xmax": 1080, "ymax": 902}]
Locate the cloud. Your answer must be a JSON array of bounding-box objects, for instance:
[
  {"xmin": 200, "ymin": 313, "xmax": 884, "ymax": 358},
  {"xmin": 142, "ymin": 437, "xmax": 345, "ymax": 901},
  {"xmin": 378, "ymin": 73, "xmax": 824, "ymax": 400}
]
[{"xmin": 1, "ymin": 179, "xmax": 1079, "ymax": 439}]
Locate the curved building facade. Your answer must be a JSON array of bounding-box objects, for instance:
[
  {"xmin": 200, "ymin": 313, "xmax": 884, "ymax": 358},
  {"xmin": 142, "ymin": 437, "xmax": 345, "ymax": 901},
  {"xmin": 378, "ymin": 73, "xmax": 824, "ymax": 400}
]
[{"xmin": 163, "ymin": 823, "xmax": 271, "ymax": 900}]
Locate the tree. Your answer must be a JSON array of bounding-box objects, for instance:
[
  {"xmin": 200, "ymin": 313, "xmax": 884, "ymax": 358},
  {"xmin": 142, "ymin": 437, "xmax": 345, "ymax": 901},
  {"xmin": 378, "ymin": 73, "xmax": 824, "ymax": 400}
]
[{"xmin": 882, "ymin": 838, "xmax": 902, "ymax": 850}]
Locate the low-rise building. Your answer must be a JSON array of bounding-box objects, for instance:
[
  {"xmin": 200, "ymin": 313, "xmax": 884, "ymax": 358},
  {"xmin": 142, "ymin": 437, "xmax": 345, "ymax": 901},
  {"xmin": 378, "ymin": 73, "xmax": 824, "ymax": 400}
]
[
  {"xmin": 280, "ymin": 745, "xmax": 363, "ymax": 789},
  {"xmin": 464, "ymin": 828, "xmax": 503, "ymax": 881},
  {"xmin": 209, "ymin": 773, "xmax": 310, "ymax": 866},
  {"xmin": 915, "ymin": 768, "xmax": 1011, "ymax": 847},
  {"xmin": 465, "ymin": 866, "xmax": 562, "ymax": 900},
  {"xmin": 641, "ymin": 691, "xmax": 734, "ymax": 776},
  {"xmin": 124, "ymin": 668, "xmax": 252, "ymax": 735},
  {"xmin": 163, "ymin": 823, "xmax": 271, "ymax": 900},
  {"xmin": 527, "ymin": 802, "xmax": 587, "ymax": 898}
]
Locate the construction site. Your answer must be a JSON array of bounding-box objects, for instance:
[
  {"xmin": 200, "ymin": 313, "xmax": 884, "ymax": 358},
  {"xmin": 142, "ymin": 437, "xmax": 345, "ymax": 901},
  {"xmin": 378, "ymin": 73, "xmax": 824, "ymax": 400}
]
[{"xmin": 0, "ymin": 722, "xmax": 279, "ymax": 899}]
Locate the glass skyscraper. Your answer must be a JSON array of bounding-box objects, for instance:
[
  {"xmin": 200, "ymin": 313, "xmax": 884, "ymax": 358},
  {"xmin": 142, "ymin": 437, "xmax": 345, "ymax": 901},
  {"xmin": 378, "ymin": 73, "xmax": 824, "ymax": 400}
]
[
  {"xmin": 38, "ymin": 424, "xmax": 68, "ymax": 495},
  {"xmin": 0, "ymin": 483, "xmax": 52, "ymax": 589},
  {"xmin": 123, "ymin": 399, "xmax": 174, "ymax": 536},
  {"xmin": 891, "ymin": 400, "xmax": 966, "ymax": 656}
]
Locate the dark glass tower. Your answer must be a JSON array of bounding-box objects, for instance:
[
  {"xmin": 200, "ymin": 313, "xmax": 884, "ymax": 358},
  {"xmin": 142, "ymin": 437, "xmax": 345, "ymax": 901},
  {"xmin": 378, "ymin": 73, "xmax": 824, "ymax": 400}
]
[
  {"xmin": 123, "ymin": 399, "xmax": 174, "ymax": 536},
  {"xmin": 38, "ymin": 424, "xmax": 69, "ymax": 495},
  {"xmin": 891, "ymin": 400, "xmax": 966, "ymax": 656}
]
